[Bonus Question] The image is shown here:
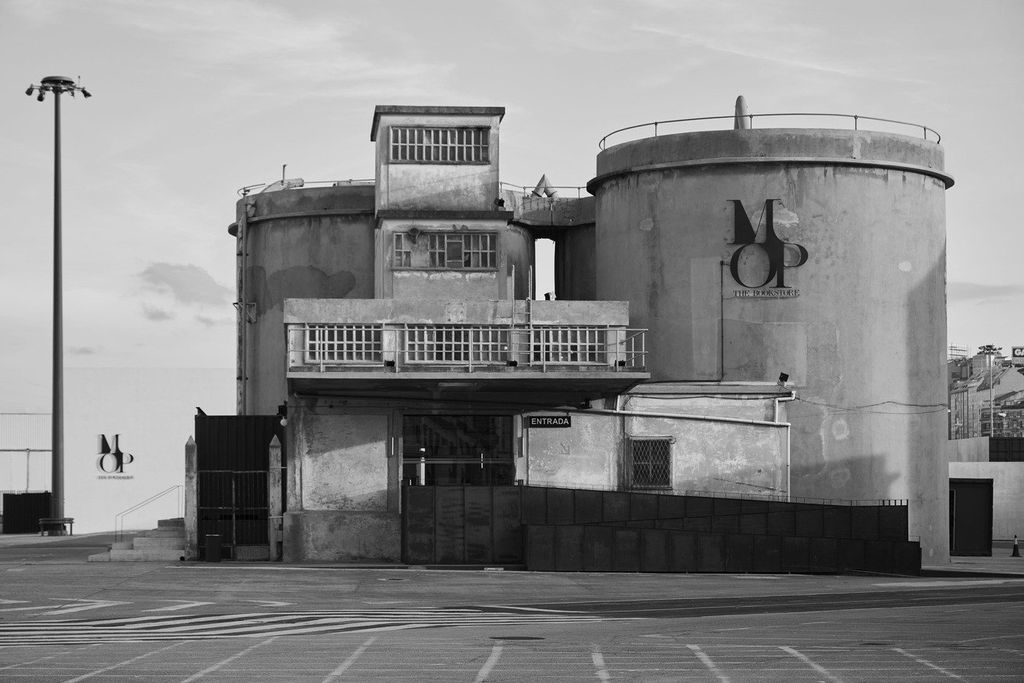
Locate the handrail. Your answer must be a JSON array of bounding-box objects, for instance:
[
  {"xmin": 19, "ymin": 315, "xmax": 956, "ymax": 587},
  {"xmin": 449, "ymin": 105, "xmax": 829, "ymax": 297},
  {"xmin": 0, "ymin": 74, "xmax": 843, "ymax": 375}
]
[
  {"xmin": 114, "ymin": 484, "xmax": 182, "ymax": 542},
  {"xmin": 499, "ymin": 182, "xmax": 590, "ymax": 199},
  {"xmin": 599, "ymin": 112, "xmax": 941, "ymax": 150},
  {"xmin": 237, "ymin": 178, "xmax": 374, "ymax": 196}
]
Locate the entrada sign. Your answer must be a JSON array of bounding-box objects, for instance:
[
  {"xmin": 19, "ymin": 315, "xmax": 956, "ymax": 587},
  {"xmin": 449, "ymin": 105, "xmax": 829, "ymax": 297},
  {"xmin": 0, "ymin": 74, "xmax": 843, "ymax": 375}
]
[
  {"xmin": 729, "ymin": 199, "xmax": 808, "ymax": 296},
  {"xmin": 527, "ymin": 416, "xmax": 571, "ymax": 428}
]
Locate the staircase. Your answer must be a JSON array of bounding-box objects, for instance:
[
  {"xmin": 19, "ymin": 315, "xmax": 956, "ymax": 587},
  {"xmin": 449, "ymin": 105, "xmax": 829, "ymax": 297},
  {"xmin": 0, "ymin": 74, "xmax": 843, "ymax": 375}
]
[{"xmin": 88, "ymin": 518, "xmax": 186, "ymax": 562}]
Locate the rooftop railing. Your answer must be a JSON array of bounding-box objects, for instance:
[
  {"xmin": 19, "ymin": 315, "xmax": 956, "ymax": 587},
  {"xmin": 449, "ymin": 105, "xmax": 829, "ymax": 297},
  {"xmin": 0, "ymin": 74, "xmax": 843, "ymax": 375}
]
[
  {"xmin": 237, "ymin": 178, "xmax": 374, "ymax": 197},
  {"xmin": 287, "ymin": 323, "xmax": 647, "ymax": 373},
  {"xmin": 598, "ymin": 112, "xmax": 941, "ymax": 150}
]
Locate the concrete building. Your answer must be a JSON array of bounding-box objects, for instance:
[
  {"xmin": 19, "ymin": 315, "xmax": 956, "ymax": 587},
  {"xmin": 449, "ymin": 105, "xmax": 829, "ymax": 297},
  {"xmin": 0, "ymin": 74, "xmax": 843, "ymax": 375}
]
[{"xmin": 222, "ymin": 103, "xmax": 953, "ymax": 564}]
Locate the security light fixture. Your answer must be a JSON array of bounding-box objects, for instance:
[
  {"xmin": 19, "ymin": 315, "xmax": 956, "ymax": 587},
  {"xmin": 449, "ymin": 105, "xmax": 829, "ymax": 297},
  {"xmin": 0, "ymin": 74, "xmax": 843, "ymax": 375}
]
[{"xmin": 778, "ymin": 372, "xmax": 790, "ymax": 386}]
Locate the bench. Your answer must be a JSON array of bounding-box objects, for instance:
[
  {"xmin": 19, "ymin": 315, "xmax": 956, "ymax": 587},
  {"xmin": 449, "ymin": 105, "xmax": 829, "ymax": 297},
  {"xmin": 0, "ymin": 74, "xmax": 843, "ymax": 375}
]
[{"xmin": 38, "ymin": 517, "xmax": 74, "ymax": 536}]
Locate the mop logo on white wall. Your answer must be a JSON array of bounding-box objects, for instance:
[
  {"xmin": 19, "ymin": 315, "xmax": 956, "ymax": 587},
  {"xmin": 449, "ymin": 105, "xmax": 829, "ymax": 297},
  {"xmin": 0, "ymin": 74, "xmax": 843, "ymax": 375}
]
[
  {"xmin": 96, "ymin": 434, "xmax": 135, "ymax": 479},
  {"xmin": 728, "ymin": 199, "xmax": 808, "ymax": 296}
]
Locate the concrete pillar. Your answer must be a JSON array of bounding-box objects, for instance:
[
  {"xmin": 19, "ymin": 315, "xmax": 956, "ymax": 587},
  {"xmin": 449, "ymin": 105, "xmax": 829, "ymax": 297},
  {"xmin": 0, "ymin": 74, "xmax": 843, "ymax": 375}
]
[
  {"xmin": 268, "ymin": 435, "xmax": 283, "ymax": 561},
  {"xmin": 184, "ymin": 436, "xmax": 197, "ymax": 560}
]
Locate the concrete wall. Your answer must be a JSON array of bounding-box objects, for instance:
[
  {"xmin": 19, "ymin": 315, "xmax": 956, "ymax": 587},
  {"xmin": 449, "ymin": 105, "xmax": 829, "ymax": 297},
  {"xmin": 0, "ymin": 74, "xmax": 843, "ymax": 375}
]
[
  {"xmin": 283, "ymin": 404, "xmax": 400, "ymax": 562},
  {"xmin": 555, "ymin": 224, "xmax": 597, "ymax": 302},
  {"xmin": 588, "ymin": 128, "xmax": 952, "ymax": 562},
  {"xmin": 284, "ymin": 298, "xmax": 630, "ymax": 327},
  {"xmin": 948, "ymin": 437, "xmax": 990, "ymax": 463},
  {"xmin": 949, "ymin": 462, "xmax": 1024, "ymax": 540},
  {"xmin": 527, "ymin": 412, "xmax": 619, "ymax": 489},
  {"xmin": 525, "ymin": 392, "xmax": 787, "ymax": 498},
  {"xmin": 372, "ymin": 110, "xmax": 502, "ymax": 213},
  {"xmin": 235, "ymin": 186, "xmax": 375, "ymax": 415},
  {"xmin": 376, "ymin": 218, "xmax": 532, "ymax": 301}
]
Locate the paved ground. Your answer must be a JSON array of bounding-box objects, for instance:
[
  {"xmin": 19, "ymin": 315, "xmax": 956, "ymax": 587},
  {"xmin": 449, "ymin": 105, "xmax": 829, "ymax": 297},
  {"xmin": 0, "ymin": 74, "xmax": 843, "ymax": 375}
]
[{"xmin": 0, "ymin": 533, "xmax": 1022, "ymax": 681}]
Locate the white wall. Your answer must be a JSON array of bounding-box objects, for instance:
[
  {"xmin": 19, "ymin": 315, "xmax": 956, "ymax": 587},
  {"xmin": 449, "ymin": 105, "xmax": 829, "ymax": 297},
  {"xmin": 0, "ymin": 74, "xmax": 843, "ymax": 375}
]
[{"xmin": 64, "ymin": 367, "xmax": 234, "ymax": 533}]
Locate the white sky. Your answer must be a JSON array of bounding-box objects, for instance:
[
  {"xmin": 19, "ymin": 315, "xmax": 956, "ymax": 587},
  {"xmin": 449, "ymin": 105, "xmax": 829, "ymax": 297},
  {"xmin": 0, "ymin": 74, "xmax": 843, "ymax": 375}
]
[{"xmin": 2, "ymin": 0, "xmax": 1022, "ymax": 412}]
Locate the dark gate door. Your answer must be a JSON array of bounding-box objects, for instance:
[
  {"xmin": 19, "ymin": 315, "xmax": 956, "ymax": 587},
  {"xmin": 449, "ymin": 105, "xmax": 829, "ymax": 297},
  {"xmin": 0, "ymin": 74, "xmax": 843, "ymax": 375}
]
[
  {"xmin": 195, "ymin": 414, "xmax": 284, "ymax": 560},
  {"xmin": 949, "ymin": 478, "xmax": 993, "ymax": 556}
]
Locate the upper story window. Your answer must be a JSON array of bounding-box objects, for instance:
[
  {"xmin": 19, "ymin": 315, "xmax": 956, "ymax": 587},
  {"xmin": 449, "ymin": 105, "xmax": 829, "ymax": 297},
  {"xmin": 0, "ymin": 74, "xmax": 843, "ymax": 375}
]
[
  {"xmin": 390, "ymin": 127, "xmax": 490, "ymax": 164},
  {"xmin": 393, "ymin": 232, "xmax": 497, "ymax": 270}
]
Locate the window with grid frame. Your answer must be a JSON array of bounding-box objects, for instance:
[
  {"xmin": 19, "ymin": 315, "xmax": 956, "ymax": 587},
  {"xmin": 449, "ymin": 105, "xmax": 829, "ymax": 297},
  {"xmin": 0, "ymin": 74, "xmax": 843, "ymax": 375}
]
[
  {"xmin": 393, "ymin": 233, "xmax": 413, "ymax": 267},
  {"xmin": 389, "ymin": 126, "xmax": 490, "ymax": 164},
  {"xmin": 629, "ymin": 438, "xmax": 672, "ymax": 489},
  {"xmin": 425, "ymin": 233, "xmax": 496, "ymax": 269}
]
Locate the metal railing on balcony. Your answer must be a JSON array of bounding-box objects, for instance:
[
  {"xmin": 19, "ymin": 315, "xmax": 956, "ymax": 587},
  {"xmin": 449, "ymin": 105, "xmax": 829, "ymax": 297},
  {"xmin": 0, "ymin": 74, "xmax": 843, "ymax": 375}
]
[{"xmin": 288, "ymin": 323, "xmax": 647, "ymax": 373}]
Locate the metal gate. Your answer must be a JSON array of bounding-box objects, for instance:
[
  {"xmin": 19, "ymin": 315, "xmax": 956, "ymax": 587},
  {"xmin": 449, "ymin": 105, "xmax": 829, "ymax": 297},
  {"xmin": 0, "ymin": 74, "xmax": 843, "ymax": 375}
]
[
  {"xmin": 195, "ymin": 414, "xmax": 283, "ymax": 560},
  {"xmin": 198, "ymin": 470, "xmax": 268, "ymax": 559}
]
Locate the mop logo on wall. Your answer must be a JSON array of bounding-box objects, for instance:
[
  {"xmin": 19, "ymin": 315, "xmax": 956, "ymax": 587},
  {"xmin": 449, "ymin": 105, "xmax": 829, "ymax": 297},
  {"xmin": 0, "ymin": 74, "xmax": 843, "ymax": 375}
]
[
  {"xmin": 729, "ymin": 199, "xmax": 808, "ymax": 297},
  {"xmin": 96, "ymin": 434, "xmax": 135, "ymax": 479}
]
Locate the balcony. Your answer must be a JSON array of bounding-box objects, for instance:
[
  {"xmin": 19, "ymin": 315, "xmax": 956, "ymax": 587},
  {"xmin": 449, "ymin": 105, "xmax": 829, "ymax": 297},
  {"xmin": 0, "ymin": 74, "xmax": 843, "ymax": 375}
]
[{"xmin": 285, "ymin": 321, "xmax": 648, "ymax": 405}]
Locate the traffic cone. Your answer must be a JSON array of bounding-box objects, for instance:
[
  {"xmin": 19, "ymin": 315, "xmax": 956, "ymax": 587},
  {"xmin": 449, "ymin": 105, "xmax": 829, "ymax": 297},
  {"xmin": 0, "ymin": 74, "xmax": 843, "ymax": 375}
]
[{"xmin": 1013, "ymin": 535, "xmax": 1020, "ymax": 558}]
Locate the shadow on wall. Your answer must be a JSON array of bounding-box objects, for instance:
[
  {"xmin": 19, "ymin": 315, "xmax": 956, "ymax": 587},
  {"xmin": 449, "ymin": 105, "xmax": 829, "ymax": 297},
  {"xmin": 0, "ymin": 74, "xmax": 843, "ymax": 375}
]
[
  {"xmin": 789, "ymin": 449, "xmax": 901, "ymax": 502},
  {"xmin": 249, "ymin": 266, "xmax": 357, "ymax": 315}
]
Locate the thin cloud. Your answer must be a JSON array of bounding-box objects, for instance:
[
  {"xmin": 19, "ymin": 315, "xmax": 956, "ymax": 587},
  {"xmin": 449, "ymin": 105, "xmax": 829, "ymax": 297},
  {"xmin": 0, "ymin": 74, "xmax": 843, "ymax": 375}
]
[
  {"xmin": 195, "ymin": 313, "xmax": 230, "ymax": 328},
  {"xmin": 142, "ymin": 305, "xmax": 174, "ymax": 322},
  {"xmin": 103, "ymin": 0, "xmax": 448, "ymax": 100},
  {"xmin": 139, "ymin": 263, "xmax": 232, "ymax": 306},
  {"xmin": 68, "ymin": 346, "xmax": 98, "ymax": 355}
]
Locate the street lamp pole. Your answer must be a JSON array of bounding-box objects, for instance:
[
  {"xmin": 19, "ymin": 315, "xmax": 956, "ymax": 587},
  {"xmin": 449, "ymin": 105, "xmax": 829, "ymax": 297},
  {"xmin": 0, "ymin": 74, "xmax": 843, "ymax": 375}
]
[
  {"xmin": 979, "ymin": 344, "xmax": 1002, "ymax": 437},
  {"xmin": 26, "ymin": 76, "xmax": 91, "ymax": 525}
]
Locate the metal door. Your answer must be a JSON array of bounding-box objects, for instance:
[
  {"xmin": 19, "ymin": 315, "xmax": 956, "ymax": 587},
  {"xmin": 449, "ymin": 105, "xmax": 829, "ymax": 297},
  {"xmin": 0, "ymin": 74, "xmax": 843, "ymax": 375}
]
[{"xmin": 195, "ymin": 414, "xmax": 283, "ymax": 560}]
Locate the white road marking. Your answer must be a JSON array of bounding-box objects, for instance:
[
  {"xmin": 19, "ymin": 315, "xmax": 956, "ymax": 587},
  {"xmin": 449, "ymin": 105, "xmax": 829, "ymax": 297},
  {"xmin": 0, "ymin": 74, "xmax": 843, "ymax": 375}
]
[
  {"xmin": 63, "ymin": 641, "xmax": 185, "ymax": 682},
  {"xmin": 781, "ymin": 645, "xmax": 844, "ymax": 682},
  {"xmin": 474, "ymin": 642, "xmax": 503, "ymax": 682},
  {"xmin": 322, "ymin": 636, "xmax": 376, "ymax": 682},
  {"xmin": 480, "ymin": 604, "xmax": 586, "ymax": 613},
  {"xmin": 0, "ymin": 599, "xmax": 28, "ymax": 604},
  {"xmin": 893, "ymin": 647, "xmax": 964, "ymax": 679},
  {"xmin": 0, "ymin": 643, "xmax": 100, "ymax": 671},
  {"xmin": 591, "ymin": 646, "xmax": 610, "ymax": 682},
  {"xmin": 874, "ymin": 580, "xmax": 1018, "ymax": 588},
  {"xmin": 687, "ymin": 644, "xmax": 729, "ymax": 683},
  {"xmin": 145, "ymin": 601, "xmax": 214, "ymax": 612},
  {"xmin": 180, "ymin": 636, "xmax": 278, "ymax": 683},
  {"xmin": 246, "ymin": 599, "xmax": 293, "ymax": 607},
  {"xmin": 43, "ymin": 599, "xmax": 129, "ymax": 616}
]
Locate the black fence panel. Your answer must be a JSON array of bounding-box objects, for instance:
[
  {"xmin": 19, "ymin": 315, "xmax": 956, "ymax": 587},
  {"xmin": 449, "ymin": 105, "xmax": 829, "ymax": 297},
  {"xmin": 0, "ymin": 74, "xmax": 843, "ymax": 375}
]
[
  {"xmin": 990, "ymin": 437, "xmax": 1024, "ymax": 462},
  {"xmin": 2, "ymin": 492, "xmax": 51, "ymax": 534},
  {"xmin": 401, "ymin": 484, "xmax": 917, "ymax": 574}
]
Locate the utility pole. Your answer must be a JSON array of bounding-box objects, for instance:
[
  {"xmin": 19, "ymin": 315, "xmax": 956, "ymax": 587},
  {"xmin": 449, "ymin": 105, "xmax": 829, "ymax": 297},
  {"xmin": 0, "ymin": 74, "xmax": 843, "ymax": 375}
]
[
  {"xmin": 979, "ymin": 344, "xmax": 1002, "ymax": 437},
  {"xmin": 25, "ymin": 76, "xmax": 91, "ymax": 525}
]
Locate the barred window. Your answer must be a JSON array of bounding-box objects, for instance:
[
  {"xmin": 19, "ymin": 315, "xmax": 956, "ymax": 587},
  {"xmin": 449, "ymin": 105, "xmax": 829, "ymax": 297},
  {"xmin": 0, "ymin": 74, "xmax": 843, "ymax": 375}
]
[
  {"xmin": 390, "ymin": 127, "xmax": 489, "ymax": 163},
  {"xmin": 630, "ymin": 438, "xmax": 671, "ymax": 489},
  {"xmin": 426, "ymin": 233, "xmax": 496, "ymax": 269},
  {"xmin": 393, "ymin": 233, "xmax": 413, "ymax": 267}
]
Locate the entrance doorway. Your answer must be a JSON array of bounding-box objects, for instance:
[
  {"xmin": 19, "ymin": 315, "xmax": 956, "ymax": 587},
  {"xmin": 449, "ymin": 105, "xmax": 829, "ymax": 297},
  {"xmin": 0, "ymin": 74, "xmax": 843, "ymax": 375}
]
[
  {"xmin": 949, "ymin": 478, "xmax": 993, "ymax": 556},
  {"xmin": 401, "ymin": 415, "xmax": 515, "ymax": 486}
]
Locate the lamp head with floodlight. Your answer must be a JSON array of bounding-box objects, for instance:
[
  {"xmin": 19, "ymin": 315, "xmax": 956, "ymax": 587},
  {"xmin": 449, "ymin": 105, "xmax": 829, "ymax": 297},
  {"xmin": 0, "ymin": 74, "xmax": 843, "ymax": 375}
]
[{"xmin": 25, "ymin": 76, "xmax": 92, "ymax": 102}]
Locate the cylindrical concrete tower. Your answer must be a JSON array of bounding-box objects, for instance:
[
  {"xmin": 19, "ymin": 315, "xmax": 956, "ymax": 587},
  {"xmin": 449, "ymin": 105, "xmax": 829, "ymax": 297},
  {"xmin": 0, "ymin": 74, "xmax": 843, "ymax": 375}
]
[
  {"xmin": 230, "ymin": 185, "xmax": 377, "ymax": 416},
  {"xmin": 588, "ymin": 122, "xmax": 953, "ymax": 562}
]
